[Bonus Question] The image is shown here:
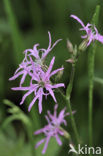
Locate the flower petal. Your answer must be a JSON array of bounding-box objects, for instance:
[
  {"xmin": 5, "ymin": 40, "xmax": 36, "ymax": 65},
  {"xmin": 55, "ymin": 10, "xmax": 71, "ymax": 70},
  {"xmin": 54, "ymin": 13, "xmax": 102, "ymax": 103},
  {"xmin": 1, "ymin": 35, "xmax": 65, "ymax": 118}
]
[
  {"xmin": 54, "ymin": 104, "xmax": 58, "ymax": 117},
  {"xmin": 28, "ymin": 95, "xmax": 39, "ymax": 111},
  {"xmin": 45, "ymin": 57, "xmax": 55, "ymax": 77},
  {"xmin": 48, "ymin": 31, "xmax": 52, "ymax": 49},
  {"xmin": 42, "ymin": 136, "xmax": 51, "ymax": 154},
  {"xmin": 11, "ymin": 86, "xmax": 31, "ymax": 91},
  {"xmin": 52, "ymin": 83, "xmax": 65, "ymax": 89},
  {"xmin": 34, "ymin": 128, "xmax": 44, "ymax": 135},
  {"xmin": 42, "ymin": 31, "xmax": 62, "ymax": 59},
  {"xmin": 9, "ymin": 71, "xmax": 24, "ymax": 81},
  {"xmin": 50, "ymin": 67, "xmax": 64, "ymax": 77},
  {"xmin": 70, "ymin": 14, "xmax": 85, "ymax": 27},
  {"xmin": 45, "ymin": 115, "xmax": 51, "ymax": 124},
  {"xmin": 35, "ymin": 139, "xmax": 45, "ymax": 148},
  {"xmin": 46, "ymin": 86, "xmax": 57, "ymax": 103},
  {"xmin": 20, "ymin": 72, "xmax": 27, "ymax": 86},
  {"xmin": 20, "ymin": 89, "xmax": 34, "ymax": 105},
  {"xmin": 33, "ymin": 44, "xmax": 40, "ymax": 59},
  {"xmin": 95, "ymin": 34, "xmax": 103, "ymax": 44},
  {"xmin": 38, "ymin": 89, "xmax": 43, "ymax": 114},
  {"xmin": 51, "ymin": 38, "xmax": 62, "ymax": 50},
  {"xmin": 55, "ymin": 134, "xmax": 62, "ymax": 145}
]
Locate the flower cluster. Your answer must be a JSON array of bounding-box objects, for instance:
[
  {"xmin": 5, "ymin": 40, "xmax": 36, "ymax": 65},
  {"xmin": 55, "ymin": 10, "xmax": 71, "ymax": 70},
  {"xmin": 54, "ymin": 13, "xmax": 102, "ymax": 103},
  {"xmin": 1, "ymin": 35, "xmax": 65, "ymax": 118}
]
[
  {"xmin": 9, "ymin": 13, "xmax": 103, "ymax": 155},
  {"xmin": 34, "ymin": 104, "xmax": 70, "ymax": 154},
  {"xmin": 9, "ymin": 32, "xmax": 64, "ymax": 113},
  {"xmin": 70, "ymin": 14, "xmax": 103, "ymax": 46}
]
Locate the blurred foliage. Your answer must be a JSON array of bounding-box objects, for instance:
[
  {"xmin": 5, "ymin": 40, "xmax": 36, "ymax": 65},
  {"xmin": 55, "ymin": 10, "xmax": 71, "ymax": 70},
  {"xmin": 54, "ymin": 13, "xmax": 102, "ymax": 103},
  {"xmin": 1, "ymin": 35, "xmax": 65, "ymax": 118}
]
[{"xmin": 0, "ymin": 0, "xmax": 103, "ymax": 156}]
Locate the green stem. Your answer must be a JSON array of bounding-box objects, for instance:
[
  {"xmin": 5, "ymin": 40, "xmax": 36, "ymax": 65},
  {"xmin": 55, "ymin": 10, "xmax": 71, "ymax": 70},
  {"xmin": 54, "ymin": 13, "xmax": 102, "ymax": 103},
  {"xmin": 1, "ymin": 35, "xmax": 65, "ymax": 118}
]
[
  {"xmin": 57, "ymin": 63, "xmax": 80, "ymax": 145},
  {"xmin": 66, "ymin": 64, "xmax": 75, "ymax": 99},
  {"xmin": 88, "ymin": 46, "xmax": 95, "ymax": 147},
  {"xmin": 57, "ymin": 92, "xmax": 80, "ymax": 145},
  {"xmin": 66, "ymin": 63, "xmax": 80, "ymax": 145},
  {"xmin": 66, "ymin": 99, "xmax": 80, "ymax": 145},
  {"xmin": 88, "ymin": 5, "xmax": 100, "ymax": 151}
]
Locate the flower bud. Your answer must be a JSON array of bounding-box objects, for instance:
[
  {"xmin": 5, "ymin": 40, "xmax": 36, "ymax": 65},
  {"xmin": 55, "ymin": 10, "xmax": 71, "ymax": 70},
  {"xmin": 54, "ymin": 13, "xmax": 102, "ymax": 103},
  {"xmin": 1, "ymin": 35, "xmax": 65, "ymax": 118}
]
[
  {"xmin": 67, "ymin": 39, "xmax": 73, "ymax": 53},
  {"xmin": 79, "ymin": 39, "xmax": 88, "ymax": 51},
  {"xmin": 55, "ymin": 65, "xmax": 64, "ymax": 80},
  {"xmin": 66, "ymin": 59, "xmax": 74, "ymax": 64},
  {"xmin": 59, "ymin": 126, "xmax": 71, "ymax": 139}
]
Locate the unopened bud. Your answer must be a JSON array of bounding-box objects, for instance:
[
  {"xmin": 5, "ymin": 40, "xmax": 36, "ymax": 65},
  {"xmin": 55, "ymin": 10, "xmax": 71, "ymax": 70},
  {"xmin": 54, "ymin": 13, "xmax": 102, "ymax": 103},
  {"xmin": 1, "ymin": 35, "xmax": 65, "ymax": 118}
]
[
  {"xmin": 79, "ymin": 39, "xmax": 88, "ymax": 51},
  {"xmin": 66, "ymin": 59, "xmax": 74, "ymax": 64},
  {"xmin": 55, "ymin": 65, "xmax": 64, "ymax": 80},
  {"xmin": 73, "ymin": 45, "xmax": 77, "ymax": 56},
  {"xmin": 67, "ymin": 39, "xmax": 73, "ymax": 53},
  {"xmin": 64, "ymin": 130, "xmax": 70, "ymax": 139},
  {"xmin": 59, "ymin": 126, "xmax": 70, "ymax": 139}
]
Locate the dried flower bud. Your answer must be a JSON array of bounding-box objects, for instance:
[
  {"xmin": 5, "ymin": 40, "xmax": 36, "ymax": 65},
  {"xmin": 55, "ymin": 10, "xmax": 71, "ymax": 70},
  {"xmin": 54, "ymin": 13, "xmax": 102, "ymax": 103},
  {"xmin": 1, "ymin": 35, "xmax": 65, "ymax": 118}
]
[
  {"xmin": 66, "ymin": 59, "xmax": 75, "ymax": 64},
  {"xmin": 67, "ymin": 39, "xmax": 73, "ymax": 53},
  {"xmin": 55, "ymin": 65, "xmax": 64, "ymax": 80}
]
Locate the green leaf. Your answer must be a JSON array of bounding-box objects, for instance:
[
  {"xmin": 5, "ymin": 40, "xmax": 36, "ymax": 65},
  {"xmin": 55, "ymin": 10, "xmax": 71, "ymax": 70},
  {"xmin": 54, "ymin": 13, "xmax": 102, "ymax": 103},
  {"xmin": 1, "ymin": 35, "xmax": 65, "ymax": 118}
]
[
  {"xmin": 3, "ymin": 99, "xmax": 31, "ymax": 127},
  {"xmin": 0, "ymin": 128, "xmax": 31, "ymax": 156},
  {"xmin": 3, "ymin": 0, "xmax": 24, "ymax": 64},
  {"xmin": 3, "ymin": 99, "xmax": 35, "ymax": 156},
  {"xmin": 94, "ymin": 77, "xmax": 103, "ymax": 85}
]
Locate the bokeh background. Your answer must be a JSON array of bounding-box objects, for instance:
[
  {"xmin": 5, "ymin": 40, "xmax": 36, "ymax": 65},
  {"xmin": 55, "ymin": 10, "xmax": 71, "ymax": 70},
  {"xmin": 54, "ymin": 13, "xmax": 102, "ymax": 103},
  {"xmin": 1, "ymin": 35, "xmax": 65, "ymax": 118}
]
[{"xmin": 0, "ymin": 0, "xmax": 103, "ymax": 156}]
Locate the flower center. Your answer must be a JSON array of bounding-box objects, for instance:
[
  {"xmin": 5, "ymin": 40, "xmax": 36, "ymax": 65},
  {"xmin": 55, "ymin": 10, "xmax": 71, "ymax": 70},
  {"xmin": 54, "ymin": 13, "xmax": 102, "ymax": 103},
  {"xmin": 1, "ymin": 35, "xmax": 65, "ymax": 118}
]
[
  {"xmin": 35, "ymin": 58, "xmax": 43, "ymax": 66},
  {"xmin": 39, "ymin": 81, "xmax": 45, "ymax": 87},
  {"xmin": 88, "ymin": 25, "xmax": 97, "ymax": 35}
]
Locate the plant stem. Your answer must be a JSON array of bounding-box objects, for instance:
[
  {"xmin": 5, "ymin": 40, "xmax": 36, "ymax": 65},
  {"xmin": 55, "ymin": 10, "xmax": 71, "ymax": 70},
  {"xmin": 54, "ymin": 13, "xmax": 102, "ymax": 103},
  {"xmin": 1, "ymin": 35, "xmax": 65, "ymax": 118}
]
[
  {"xmin": 58, "ymin": 63, "xmax": 80, "ymax": 145},
  {"xmin": 66, "ymin": 64, "xmax": 75, "ymax": 99},
  {"xmin": 66, "ymin": 64, "xmax": 80, "ymax": 145},
  {"xmin": 66, "ymin": 98, "xmax": 80, "ymax": 145},
  {"xmin": 57, "ymin": 91, "xmax": 80, "ymax": 145},
  {"xmin": 88, "ymin": 46, "xmax": 95, "ymax": 147},
  {"xmin": 88, "ymin": 5, "xmax": 100, "ymax": 151}
]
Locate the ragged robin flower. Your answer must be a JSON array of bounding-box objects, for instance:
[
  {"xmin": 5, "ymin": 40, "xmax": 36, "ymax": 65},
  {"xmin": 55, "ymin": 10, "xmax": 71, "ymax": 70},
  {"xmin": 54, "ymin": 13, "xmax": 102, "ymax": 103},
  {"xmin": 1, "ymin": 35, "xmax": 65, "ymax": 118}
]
[
  {"xmin": 11, "ymin": 57, "xmax": 64, "ymax": 113},
  {"xmin": 24, "ymin": 31, "xmax": 62, "ymax": 65},
  {"xmin": 9, "ymin": 31, "xmax": 62, "ymax": 86},
  {"xmin": 70, "ymin": 14, "xmax": 103, "ymax": 46},
  {"xmin": 34, "ymin": 104, "xmax": 71, "ymax": 154}
]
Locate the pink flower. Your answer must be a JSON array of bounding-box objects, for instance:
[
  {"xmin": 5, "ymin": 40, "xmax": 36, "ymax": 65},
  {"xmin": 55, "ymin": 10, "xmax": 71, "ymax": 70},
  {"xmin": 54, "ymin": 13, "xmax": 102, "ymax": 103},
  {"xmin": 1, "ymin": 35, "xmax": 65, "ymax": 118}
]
[
  {"xmin": 11, "ymin": 57, "xmax": 64, "ymax": 113},
  {"xmin": 34, "ymin": 104, "xmax": 70, "ymax": 154},
  {"xmin": 70, "ymin": 14, "xmax": 103, "ymax": 46},
  {"xmin": 9, "ymin": 56, "xmax": 32, "ymax": 86},
  {"xmin": 9, "ymin": 31, "xmax": 62, "ymax": 86},
  {"xmin": 24, "ymin": 31, "xmax": 62, "ymax": 63}
]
